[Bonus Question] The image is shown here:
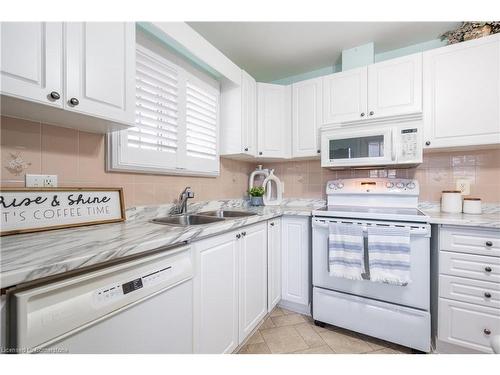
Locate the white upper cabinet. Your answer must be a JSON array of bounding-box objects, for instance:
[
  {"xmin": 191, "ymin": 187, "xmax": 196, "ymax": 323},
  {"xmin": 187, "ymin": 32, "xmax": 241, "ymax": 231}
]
[
  {"xmin": 1, "ymin": 22, "xmax": 63, "ymax": 107},
  {"xmin": 323, "ymin": 67, "xmax": 367, "ymax": 124},
  {"xmin": 64, "ymin": 22, "xmax": 135, "ymax": 125},
  {"xmin": 292, "ymin": 77, "xmax": 323, "ymax": 158},
  {"xmin": 1, "ymin": 22, "xmax": 135, "ymax": 133},
  {"xmin": 368, "ymin": 53, "xmax": 422, "ymax": 119},
  {"xmin": 220, "ymin": 69, "xmax": 257, "ymax": 157},
  {"xmin": 423, "ymin": 34, "xmax": 500, "ymax": 149},
  {"xmin": 241, "ymin": 70, "xmax": 258, "ymax": 156},
  {"xmin": 257, "ymin": 83, "xmax": 291, "ymax": 158}
]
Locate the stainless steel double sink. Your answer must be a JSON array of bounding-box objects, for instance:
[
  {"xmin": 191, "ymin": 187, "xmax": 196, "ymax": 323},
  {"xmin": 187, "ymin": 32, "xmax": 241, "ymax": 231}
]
[{"xmin": 151, "ymin": 210, "xmax": 257, "ymax": 227}]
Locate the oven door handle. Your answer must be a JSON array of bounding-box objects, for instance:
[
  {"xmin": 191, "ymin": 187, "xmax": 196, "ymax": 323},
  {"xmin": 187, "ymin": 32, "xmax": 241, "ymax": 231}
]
[{"xmin": 312, "ymin": 220, "xmax": 430, "ymax": 236}]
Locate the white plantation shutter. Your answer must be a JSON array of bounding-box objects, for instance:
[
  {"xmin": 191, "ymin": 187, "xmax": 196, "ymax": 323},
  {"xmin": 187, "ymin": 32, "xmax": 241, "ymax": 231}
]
[
  {"xmin": 186, "ymin": 82, "xmax": 218, "ymax": 159},
  {"xmin": 110, "ymin": 45, "xmax": 220, "ymax": 176},
  {"xmin": 132, "ymin": 49, "xmax": 179, "ymax": 154}
]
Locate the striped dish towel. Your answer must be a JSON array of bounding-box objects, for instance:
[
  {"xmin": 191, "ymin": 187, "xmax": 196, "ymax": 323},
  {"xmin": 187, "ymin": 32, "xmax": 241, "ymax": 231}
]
[
  {"xmin": 328, "ymin": 223, "xmax": 365, "ymax": 280},
  {"xmin": 367, "ymin": 226, "xmax": 411, "ymax": 286}
]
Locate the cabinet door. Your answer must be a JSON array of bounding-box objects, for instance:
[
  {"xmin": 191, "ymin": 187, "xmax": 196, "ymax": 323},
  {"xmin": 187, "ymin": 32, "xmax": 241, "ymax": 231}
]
[
  {"xmin": 323, "ymin": 67, "xmax": 367, "ymax": 124},
  {"xmin": 282, "ymin": 216, "xmax": 310, "ymax": 308},
  {"xmin": 268, "ymin": 218, "xmax": 282, "ymax": 312},
  {"xmin": 367, "ymin": 53, "xmax": 422, "ymax": 119},
  {"xmin": 241, "ymin": 70, "xmax": 257, "ymax": 156},
  {"xmin": 194, "ymin": 231, "xmax": 239, "ymax": 354},
  {"xmin": 257, "ymin": 83, "xmax": 291, "ymax": 158},
  {"xmin": 239, "ymin": 223, "xmax": 268, "ymax": 342},
  {"xmin": 423, "ymin": 34, "xmax": 500, "ymax": 149},
  {"xmin": 64, "ymin": 22, "xmax": 135, "ymax": 124},
  {"xmin": 292, "ymin": 77, "xmax": 322, "ymax": 157},
  {"xmin": 1, "ymin": 22, "xmax": 63, "ymax": 107}
]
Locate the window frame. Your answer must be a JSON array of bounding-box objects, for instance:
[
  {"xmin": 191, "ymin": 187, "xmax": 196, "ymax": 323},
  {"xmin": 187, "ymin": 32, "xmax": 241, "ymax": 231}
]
[{"xmin": 107, "ymin": 45, "xmax": 220, "ymax": 177}]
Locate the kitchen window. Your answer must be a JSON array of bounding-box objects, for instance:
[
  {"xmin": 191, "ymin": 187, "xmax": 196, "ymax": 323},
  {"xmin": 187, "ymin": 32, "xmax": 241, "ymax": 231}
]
[{"xmin": 108, "ymin": 45, "xmax": 220, "ymax": 176}]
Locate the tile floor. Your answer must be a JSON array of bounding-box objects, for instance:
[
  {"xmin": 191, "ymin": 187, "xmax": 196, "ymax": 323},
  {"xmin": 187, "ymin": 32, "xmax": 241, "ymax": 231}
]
[{"xmin": 237, "ymin": 307, "xmax": 415, "ymax": 354}]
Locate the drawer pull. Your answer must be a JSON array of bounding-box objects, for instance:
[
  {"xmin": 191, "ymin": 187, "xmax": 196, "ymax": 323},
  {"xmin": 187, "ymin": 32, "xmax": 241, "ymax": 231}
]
[
  {"xmin": 484, "ymin": 292, "xmax": 492, "ymax": 298},
  {"xmin": 485, "ymin": 241, "xmax": 493, "ymax": 247},
  {"xmin": 484, "ymin": 328, "xmax": 491, "ymax": 335},
  {"xmin": 485, "ymin": 266, "xmax": 492, "ymax": 273}
]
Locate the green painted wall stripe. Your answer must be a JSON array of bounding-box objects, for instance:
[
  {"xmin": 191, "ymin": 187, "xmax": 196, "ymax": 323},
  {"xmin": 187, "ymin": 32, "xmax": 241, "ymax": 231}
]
[
  {"xmin": 136, "ymin": 22, "xmax": 222, "ymax": 80},
  {"xmin": 271, "ymin": 38, "xmax": 449, "ymax": 85}
]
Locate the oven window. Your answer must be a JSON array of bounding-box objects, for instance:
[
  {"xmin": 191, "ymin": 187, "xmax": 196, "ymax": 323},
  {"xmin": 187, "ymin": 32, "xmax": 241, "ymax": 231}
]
[{"xmin": 329, "ymin": 135, "xmax": 384, "ymax": 160}]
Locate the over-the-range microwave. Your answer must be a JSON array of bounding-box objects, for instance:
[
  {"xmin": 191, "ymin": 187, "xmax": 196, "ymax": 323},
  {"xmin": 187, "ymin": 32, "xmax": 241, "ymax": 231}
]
[{"xmin": 320, "ymin": 121, "xmax": 423, "ymax": 169}]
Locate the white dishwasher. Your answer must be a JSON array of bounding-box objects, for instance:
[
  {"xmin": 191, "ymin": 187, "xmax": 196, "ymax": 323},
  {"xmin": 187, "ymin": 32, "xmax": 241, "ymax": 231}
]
[{"xmin": 8, "ymin": 245, "xmax": 193, "ymax": 354}]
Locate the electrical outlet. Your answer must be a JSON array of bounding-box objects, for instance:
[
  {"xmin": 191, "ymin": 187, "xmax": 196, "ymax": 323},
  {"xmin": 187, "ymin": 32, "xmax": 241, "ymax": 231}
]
[
  {"xmin": 25, "ymin": 174, "xmax": 58, "ymax": 188},
  {"xmin": 456, "ymin": 179, "xmax": 471, "ymax": 195}
]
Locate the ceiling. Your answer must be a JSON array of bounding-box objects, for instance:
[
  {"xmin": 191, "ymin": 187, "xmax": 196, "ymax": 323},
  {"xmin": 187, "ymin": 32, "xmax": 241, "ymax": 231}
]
[{"xmin": 187, "ymin": 22, "xmax": 460, "ymax": 82}]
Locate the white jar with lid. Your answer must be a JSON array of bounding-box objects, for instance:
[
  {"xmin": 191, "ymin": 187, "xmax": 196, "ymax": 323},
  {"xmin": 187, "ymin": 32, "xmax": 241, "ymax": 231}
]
[
  {"xmin": 441, "ymin": 191, "xmax": 462, "ymax": 213},
  {"xmin": 463, "ymin": 197, "xmax": 482, "ymax": 214}
]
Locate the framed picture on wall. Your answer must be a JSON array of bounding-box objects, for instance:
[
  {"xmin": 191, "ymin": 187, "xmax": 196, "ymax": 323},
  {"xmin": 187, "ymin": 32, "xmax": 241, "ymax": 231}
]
[{"xmin": 0, "ymin": 187, "xmax": 126, "ymax": 236}]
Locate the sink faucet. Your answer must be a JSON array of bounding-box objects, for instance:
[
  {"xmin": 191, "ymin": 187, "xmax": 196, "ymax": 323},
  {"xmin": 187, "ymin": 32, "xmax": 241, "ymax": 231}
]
[{"xmin": 173, "ymin": 187, "xmax": 195, "ymax": 214}]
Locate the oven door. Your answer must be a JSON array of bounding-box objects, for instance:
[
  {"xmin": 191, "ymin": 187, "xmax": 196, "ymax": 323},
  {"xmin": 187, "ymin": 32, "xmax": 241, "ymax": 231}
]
[
  {"xmin": 321, "ymin": 127, "xmax": 393, "ymax": 168},
  {"xmin": 312, "ymin": 217, "xmax": 430, "ymax": 310}
]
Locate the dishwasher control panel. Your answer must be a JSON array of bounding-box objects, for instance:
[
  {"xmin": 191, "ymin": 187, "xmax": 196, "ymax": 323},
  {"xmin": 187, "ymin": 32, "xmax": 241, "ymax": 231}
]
[{"xmin": 93, "ymin": 265, "xmax": 173, "ymax": 307}]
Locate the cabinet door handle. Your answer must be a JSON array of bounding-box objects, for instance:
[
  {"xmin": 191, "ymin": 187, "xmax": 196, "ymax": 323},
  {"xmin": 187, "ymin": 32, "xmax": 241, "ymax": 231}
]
[
  {"xmin": 360, "ymin": 112, "xmax": 365, "ymax": 117},
  {"xmin": 484, "ymin": 292, "xmax": 492, "ymax": 298},
  {"xmin": 69, "ymin": 97, "xmax": 80, "ymax": 106},
  {"xmin": 236, "ymin": 234, "xmax": 241, "ymax": 239},
  {"xmin": 486, "ymin": 241, "xmax": 493, "ymax": 247},
  {"xmin": 259, "ymin": 151, "xmax": 263, "ymax": 155},
  {"xmin": 484, "ymin": 328, "xmax": 491, "ymax": 335},
  {"xmin": 369, "ymin": 111, "xmax": 374, "ymax": 116},
  {"xmin": 241, "ymin": 231, "xmax": 246, "ymax": 236},
  {"xmin": 49, "ymin": 91, "xmax": 60, "ymax": 100},
  {"xmin": 244, "ymin": 147, "xmax": 249, "ymax": 152},
  {"xmin": 425, "ymin": 141, "xmax": 431, "ymax": 146},
  {"xmin": 485, "ymin": 266, "xmax": 492, "ymax": 273},
  {"xmin": 270, "ymin": 222, "xmax": 275, "ymax": 226},
  {"xmin": 317, "ymin": 149, "xmax": 321, "ymax": 154}
]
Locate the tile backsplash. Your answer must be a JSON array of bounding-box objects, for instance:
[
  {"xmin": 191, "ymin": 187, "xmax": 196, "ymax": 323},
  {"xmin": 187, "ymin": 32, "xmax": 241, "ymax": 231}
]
[
  {"xmin": 0, "ymin": 116, "xmax": 255, "ymax": 208},
  {"xmin": 2, "ymin": 116, "xmax": 499, "ymax": 206},
  {"xmin": 251, "ymin": 148, "xmax": 500, "ymax": 203}
]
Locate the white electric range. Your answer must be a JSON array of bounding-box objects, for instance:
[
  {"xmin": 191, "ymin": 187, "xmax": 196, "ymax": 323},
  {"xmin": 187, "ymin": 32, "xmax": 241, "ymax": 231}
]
[{"xmin": 311, "ymin": 178, "xmax": 432, "ymax": 352}]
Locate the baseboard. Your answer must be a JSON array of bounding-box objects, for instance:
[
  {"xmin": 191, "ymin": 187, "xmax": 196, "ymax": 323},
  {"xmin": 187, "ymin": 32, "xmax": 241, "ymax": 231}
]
[{"xmin": 278, "ymin": 300, "xmax": 311, "ymax": 316}]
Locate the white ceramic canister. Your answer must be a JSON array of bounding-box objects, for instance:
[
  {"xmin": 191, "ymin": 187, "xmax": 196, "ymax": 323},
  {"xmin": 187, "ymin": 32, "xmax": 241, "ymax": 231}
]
[
  {"xmin": 441, "ymin": 190, "xmax": 462, "ymax": 213},
  {"xmin": 463, "ymin": 197, "xmax": 482, "ymax": 214}
]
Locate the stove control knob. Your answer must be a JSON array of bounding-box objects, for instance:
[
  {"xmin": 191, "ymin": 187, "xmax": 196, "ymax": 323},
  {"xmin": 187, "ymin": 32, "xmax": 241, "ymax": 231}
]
[
  {"xmin": 396, "ymin": 182, "xmax": 405, "ymax": 189},
  {"xmin": 337, "ymin": 182, "xmax": 344, "ymax": 189},
  {"xmin": 386, "ymin": 182, "xmax": 394, "ymax": 189},
  {"xmin": 328, "ymin": 183, "xmax": 336, "ymax": 190},
  {"xmin": 406, "ymin": 182, "xmax": 416, "ymax": 189}
]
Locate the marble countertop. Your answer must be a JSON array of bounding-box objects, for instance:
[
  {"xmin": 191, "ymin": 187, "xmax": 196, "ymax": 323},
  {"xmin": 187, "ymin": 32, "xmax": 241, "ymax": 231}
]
[
  {"xmin": 2, "ymin": 198, "xmax": 498, "ymax": 289},
  {"xmin": 0, "ymin": 199, "xmax": 322, "ymax": 288}
]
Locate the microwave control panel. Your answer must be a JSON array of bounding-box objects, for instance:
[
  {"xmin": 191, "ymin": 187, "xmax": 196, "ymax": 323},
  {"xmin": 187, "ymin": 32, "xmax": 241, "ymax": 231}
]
[{"xmin": 398, "ymin": 128, "xmax": 420, "ymax": 162}]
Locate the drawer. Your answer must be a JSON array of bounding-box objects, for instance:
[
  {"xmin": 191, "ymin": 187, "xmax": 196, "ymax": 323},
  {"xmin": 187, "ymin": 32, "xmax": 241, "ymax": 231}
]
[
  {"xmin": 438, "ymin": 298, "xmax": 500, "ymax": 353},
  {"xmin": 439, "ymin": 275, "xmax": 500, "ymax": 309},
  {"xmin": 440, "ymin": 226, "xmax": 500, "ymax": 257},
  {"xmin": 440, "ymin": 251, "xmax": 500, "ymax": 283}
]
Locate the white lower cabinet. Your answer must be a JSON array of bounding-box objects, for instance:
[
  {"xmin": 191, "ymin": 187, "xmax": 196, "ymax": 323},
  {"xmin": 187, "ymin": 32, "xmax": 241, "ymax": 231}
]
[
  {"xmin": 436, "ymin": 225, "xmax": 500, "ymax": 354},
  {"xmin": 239, "ymin": 223, "xmax": 268, "ymax": 341},
  {"xmin": 194, "ymin": 222, "xmax": 268, "ymax": 353},
  {"xmin": 267, "ymin": 218, "xmax": 282, "ymax": 312},
  {"xmin": 281, "ymin": 216, "xmax": 311, "ymax": 313},
  {"xmin": 193, "ymin": 231, "xmax": 239, "ymax": 354}
]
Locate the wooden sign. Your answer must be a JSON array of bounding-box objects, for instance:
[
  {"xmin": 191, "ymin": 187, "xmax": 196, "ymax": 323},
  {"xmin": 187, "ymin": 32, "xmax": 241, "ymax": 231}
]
[{"xmin": 0, "ymin": 188, "xmax": 125, "ymax": 236}]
